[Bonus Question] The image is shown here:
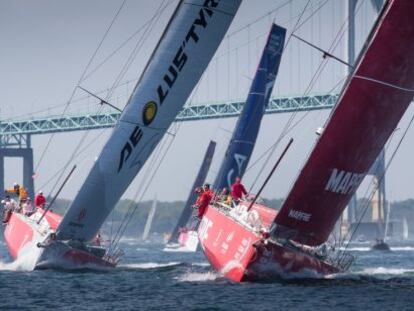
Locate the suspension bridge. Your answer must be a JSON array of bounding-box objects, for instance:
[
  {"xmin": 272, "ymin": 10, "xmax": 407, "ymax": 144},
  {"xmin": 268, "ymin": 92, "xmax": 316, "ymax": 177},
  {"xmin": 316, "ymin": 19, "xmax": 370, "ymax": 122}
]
[{"xmin": 0, "ymin": 0, "xmax": 385, "ymax": 228}]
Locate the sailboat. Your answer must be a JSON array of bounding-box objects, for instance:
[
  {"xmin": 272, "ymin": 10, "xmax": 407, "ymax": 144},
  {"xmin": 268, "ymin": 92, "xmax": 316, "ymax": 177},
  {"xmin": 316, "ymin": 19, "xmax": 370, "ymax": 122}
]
[
  {"xmin": 402, "ymin": 217, "xmax": 409, "ymax": 240},
  {"xmin": 2, "ymin": 0, "xmax": 241, "ymax": 269},
  {"xmin": 141, "ymin": 197, "xmax": 157, "ymax": 242},
  {"xmin": 371, "ymin": 199, "xmax": 391, "ymax": 251},
  {"xmin": 198, "ymin": 0, "xmax": 414, "ymax": 281},
  {"xmin": 165, "ymin": 141, "xmax": 216, "ymax": 252}
]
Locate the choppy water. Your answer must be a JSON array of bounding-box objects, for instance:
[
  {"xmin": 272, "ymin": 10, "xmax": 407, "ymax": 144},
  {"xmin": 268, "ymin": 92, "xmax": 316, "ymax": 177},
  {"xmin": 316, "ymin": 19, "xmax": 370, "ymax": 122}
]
[{"xmin": 1, "ymin": 239, "xmax": 414, "ymax": 310}]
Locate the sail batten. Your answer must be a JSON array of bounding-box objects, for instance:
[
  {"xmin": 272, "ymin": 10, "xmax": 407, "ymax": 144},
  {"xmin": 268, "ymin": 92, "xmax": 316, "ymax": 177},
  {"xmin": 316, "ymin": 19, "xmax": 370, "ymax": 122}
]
[
  {"xmin": 56, "ymin": 0, "xmax": 241, "ymax": 242},
  {"xmin": 274, "ymin": 0, "xmax": 414, "ymax": 246},
  {"xmin": 214, "ymin": 24, "xmax": 286, "ymax": 191}
]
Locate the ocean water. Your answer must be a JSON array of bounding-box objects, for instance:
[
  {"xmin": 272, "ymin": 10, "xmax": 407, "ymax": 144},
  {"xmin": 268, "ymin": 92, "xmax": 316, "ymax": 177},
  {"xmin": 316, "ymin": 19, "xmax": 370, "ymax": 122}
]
[{"xmin": 1, "ymin": 239, "xmax": 414, "ymax": 311}]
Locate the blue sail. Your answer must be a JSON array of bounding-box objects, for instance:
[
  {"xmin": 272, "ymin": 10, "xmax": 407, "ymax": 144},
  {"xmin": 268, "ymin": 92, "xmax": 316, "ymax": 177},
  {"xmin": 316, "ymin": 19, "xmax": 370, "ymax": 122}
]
[{"xmin": 214, "ymin": 24, "xmax": 286, "ymax": 191}]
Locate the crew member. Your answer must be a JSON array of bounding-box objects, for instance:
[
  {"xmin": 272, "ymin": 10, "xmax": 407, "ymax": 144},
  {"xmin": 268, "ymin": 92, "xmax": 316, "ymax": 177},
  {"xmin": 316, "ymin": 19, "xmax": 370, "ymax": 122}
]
[
  {"xmin": 35, "ymin": 190, "xmax": 46, "ymax": 209},
  {"xmin": 95, "ymin": 233, "xmax": 102, "ymax": 246},
  {"xmin": 231, "ymin": 177, "xmax": 248, "ymax": 204},
  {"xmin": 219, "ymin": 187, "xmax": 228, "ymax": 201},
  {"xmin": 5, "ymin": 183, "xmax": 28, "ymax": 204},
  {"xmin": 219, "ymin": 187, "xmax": 232, "ymax": 206},
  {"xmin": 3, "ymin": 195, "xmax": 19, "ymax": 213},
  {"xmin": 193, "ymin": 183, "xmax": 213, "ymax": 219},
  {"xmin": 1, "ymin": 197, "xmax": 12, "ymax": 223},
  {"xmin": 23, "ymin": 198, "xmax": 35, "ymax": 217}
]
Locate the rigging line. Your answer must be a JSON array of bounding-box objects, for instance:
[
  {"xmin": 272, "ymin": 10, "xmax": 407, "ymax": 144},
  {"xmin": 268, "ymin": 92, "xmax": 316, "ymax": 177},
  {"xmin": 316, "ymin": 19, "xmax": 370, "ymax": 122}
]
[
  {"xmin": 47, "ymin": 103, "xmax": 105, "ymax": 196},
  {"xmin": 226, "ymin": 0, "xmax": 293, "ymax": 39},
  {"xmin": 211, "ymin": 0, "xmax": 326, "ymax": 62},
  {"xmin": 353, "ymin": 75, "xmax": 414, "ymax": 93},
  {"xmin": 79, "ymin": 0, "xmax": 127, "ymax": 85},
  {"xmin": 294, "ymin": 0, "xmax": 330, "ymax": 31},
  {"xmin": 108, "ymin": 132, "xmax": 168, "ymax": 245},
  {"xmin": 341, "ymin": 119, "xmax": 413, "ymax": 251},
  {"xmin": 112, "ymin": 131, "xmax": 178, "ymax": 251},
  {"xmin": 216, "ymin": 2, "xmax": 330, "ymax": 180},
  {"xmin": 82, "ymin": 0, "xmax": 174, "ymax": 82},
  {"xmin": 245, "ymin": 77, "xmax": 345, "ymax": 179},
  {"xmin": 109, "ymin": 141, "xmax": 166, "ymax": 249},
  {"xmin": 110, "ymin": 123, "xmax": 182, "ymax": 252},
  {"xmin": 106, "ymin": 0, "xmax": 167, "ymax": 101},
  {"xmin": 248, "ymin": 0, "xmax": 364, "ymax": 191},
  {"xmin": 109, "ymin": 121, "xmax": 179, "ymax": 246},
  {"xmin": 37, "ymin": 129, "xmax": 108, "ymax": 191},
  {"xmin": 4, "ymin": 78, "xmax": 138, "ymax": 122},
  {"xmin": 50, "ymin": 1, "xmax": 167, "ymax": 193},
  {"xmin": 34, "ymin": 0, "xmax": 126, "ymax": 173},
  {"xmin": 77, "ymin": 86, "xmax": 123, "ymax": 112},
  {"xmin": 248, "ymin": 0, "xmax": 311, "ymax": 192},
  {"xmin": 292, "ymin": 34, "xmax": 353, "ymax": 68}
]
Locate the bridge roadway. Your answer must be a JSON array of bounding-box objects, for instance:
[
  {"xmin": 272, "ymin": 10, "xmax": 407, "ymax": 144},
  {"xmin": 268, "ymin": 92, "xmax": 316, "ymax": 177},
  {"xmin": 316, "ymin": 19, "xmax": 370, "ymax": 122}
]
[{"xmin": 0, "ymin": 93, "xmax": 337, "ymax": 146}]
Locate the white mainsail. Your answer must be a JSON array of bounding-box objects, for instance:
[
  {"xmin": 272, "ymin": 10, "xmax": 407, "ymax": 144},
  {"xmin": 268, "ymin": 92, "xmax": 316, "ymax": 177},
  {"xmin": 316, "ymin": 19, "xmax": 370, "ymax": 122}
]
[
  {"xmin": 142, "ymin": 197, "xmax": 157, "ymax": 241},
  {"xmin": 57, "ymin": 0, "xmax": 241, "ymax": 241}
]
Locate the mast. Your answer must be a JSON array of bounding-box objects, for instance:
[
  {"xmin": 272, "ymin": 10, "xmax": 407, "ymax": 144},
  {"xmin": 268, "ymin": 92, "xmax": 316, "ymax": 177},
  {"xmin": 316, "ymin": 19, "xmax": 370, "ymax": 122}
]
[
  {"xmin": 213, "ymin": 24, "xmax": 286, "ymax": 191},
  {"xmin": 56, "ymin": 0, "xmax": 241, "ymax": 242},
  {"xmin": 142, "ymin": 196, "xmax": 157, "ymax": 241},
  {"xmin": 168, "ymin": 141, "xmax": 216, "ymax": 244},
  {"xmin": 274, "ymin": 0, "xmax": 414, "ymax": 246}
]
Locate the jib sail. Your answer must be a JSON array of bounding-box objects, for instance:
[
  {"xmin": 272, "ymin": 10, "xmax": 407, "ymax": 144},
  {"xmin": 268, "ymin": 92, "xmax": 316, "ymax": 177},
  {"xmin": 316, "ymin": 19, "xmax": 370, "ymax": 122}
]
[
  {"xmin": 214, "ymin": 24, "xmax": 286, "ymax": 191},
  {"xmin": 56, "ymin": 0, "xmax": 241, "ymax": 241},
  {"xmin": 168, "ymin": 141, "xmax": 216, "ymax": 244},
  {"xmin": 274, "ymin": 0, "xmax": 414, "ymax": 246}
]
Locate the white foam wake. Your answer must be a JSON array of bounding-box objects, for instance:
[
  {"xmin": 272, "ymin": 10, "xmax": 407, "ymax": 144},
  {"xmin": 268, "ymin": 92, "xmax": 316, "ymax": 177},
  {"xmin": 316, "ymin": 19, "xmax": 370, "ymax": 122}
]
[
  {"xmin": 119, "ymin": 262, "xmax": 181, "ymax": 269},
  {"xmin": 176, "ymin": 271, "xmax": 219, "ymax": 282},
  {"xmin": 359, "ymin": 267, "xmax": 414, "ymax": 275},
  {"xmin": 0, "ymin": 242, "xmax": 42, "ymax": 271},
  {"xmin": 390, "ymin": 246, "xmax": 414, "ymax": 251},
  {"xmin": 340, "ymin": 246, "xmax": 414, "ymax": 252},
  {"xmin": 340, "ymin": 247, "xmax": 370, "ymax": 252}
]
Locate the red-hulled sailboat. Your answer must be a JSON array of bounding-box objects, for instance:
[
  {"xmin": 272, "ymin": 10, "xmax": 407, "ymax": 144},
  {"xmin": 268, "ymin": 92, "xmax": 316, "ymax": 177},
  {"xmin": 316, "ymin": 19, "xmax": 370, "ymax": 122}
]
[
  {"xmin": 2, "ymin": 0, "xmax": 241, "ymax": 270},
  {"xmin": 198, "ymin": 0, "xmax": 414, "ymax": 281}
]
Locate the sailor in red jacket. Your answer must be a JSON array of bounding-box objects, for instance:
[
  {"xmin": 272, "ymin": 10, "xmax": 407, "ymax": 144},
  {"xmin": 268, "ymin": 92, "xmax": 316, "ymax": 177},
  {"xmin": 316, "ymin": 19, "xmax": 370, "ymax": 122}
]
[
  {"xmin": 231, "ymin": 177, "xmax": 247, "ymax": 203},
  {"xmin": 194, "ymin": 184, "xmax": 213, "ymax": 219},
  {"xmin": 34, "ymin": 190, "xmax": 46, "ymax": 208}
]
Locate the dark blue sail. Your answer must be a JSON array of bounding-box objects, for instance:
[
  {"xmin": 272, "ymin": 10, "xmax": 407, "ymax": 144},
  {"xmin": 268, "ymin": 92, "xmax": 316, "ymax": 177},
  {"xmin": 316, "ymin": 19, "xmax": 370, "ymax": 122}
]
[
  {"xmin": 214, "ymin": 24, "xmax": 286, "ymax": 191},
  {"xmin": 168, "ymin": 141, "xmax": 216, "ymax": 244}
]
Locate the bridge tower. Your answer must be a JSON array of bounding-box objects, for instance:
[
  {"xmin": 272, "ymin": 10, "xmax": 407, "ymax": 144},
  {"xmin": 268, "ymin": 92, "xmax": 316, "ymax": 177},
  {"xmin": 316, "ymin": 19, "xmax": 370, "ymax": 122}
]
[
  {"xmin": 0, "ymin": 131, "xmax": 35, "ymax": 200},
  {"xmin": 346, "ymin": 0, "xmax": 386, "ymax": 227}
]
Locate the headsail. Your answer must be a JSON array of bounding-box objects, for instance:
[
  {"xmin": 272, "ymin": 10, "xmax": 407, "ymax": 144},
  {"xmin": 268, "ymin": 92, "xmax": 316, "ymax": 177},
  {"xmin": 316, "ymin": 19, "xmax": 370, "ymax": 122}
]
[
  {"xmin": 168, "ymin": 140, "xmax": 216, "ymax": 244},
  {"xmin": 214, "ymin": 24, "xmax": 286, "ymax": 190},
  {"xmin": 57, "ymin": 0, "xmax": 241, "ymax": 241},
  {"xmin": 274, "ymin": 0, "xmax": 414, "ymax": 246}
]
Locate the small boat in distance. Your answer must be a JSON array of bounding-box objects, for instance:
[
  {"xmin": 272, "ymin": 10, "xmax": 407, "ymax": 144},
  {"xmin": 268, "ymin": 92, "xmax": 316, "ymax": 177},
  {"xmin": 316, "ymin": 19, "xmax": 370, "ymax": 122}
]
[
  {"xmin": 165, "ymin": 141, "xmax": 216, "ymax": 252},
  {"xmin": 371, "ymin": 239, "xmax": 391, "ymax": 251}
]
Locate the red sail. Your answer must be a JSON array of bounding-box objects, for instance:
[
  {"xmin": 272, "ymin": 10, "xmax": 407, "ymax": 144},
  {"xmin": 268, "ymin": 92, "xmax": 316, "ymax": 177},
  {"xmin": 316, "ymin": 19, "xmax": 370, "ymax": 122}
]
[{"xmin": 274, "ymin": 0, "xmax": 414, "ymax": 246}]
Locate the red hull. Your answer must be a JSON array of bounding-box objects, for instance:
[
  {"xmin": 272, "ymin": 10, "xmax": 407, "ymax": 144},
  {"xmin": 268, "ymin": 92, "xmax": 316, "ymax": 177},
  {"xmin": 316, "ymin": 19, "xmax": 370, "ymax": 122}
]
[
  {"xmin": 198, "ymin": 204, "xmax": 339, "ymax": 282},
  {"xmin": 3, "ymin": 210, "xmax": 115, "ymax": 269}
]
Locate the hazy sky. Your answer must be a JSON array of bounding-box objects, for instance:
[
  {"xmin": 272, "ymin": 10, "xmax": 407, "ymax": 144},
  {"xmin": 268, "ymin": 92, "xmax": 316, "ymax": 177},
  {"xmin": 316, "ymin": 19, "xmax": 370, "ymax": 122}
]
[{"xmin": 1, "ymin": 0, "xmax": 413, "ymax": 203}]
